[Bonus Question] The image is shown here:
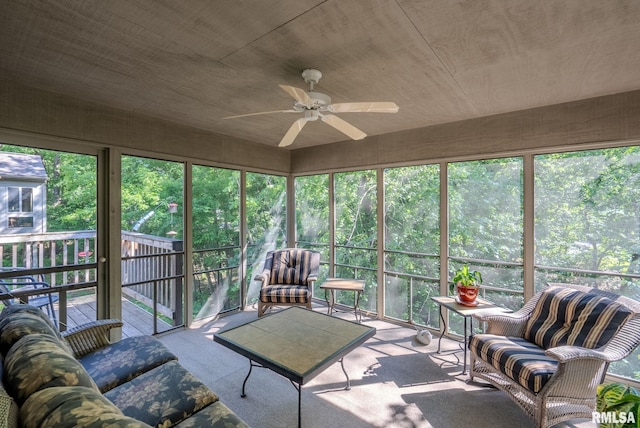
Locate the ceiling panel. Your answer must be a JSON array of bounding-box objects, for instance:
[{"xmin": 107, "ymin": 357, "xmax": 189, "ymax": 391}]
[{"xmin": 1, "ymin": 0, "xmax": 639, "ymax": 149}]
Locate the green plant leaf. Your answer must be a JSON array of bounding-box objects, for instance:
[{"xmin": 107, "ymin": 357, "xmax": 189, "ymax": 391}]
[{"xmin": 597, "ymin": 383, "xmax": 640, "ymax": 428}]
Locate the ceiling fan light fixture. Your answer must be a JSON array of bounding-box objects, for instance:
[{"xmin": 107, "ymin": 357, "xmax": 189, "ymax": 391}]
[{"xmin": 304, "ymin": 110, "xmax": 319, "ymax": 121}]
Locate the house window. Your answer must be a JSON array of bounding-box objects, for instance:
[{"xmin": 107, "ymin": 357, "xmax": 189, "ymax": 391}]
[
  {"xmin": 8, "ymin": 217, "xmax": 34, "ymax": 228},
  {"xmin": 8, "ymin": 187, "xmax": 33, "ymax": 212},
  {"xmin": 7, "ymin": 187, "xmax": 34, "ymax": 229}
]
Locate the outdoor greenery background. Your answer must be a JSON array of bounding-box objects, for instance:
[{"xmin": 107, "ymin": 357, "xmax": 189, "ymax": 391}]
[{"xmin": 2, "ymin": 143, "xmax": 639, "ymax": 379}]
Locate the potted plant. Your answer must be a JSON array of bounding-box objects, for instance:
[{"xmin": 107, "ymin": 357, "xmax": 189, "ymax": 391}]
[
  {"xmin": 452, "ymin": 265, "xmax": 482, "ymax": 306},
  {"xmin": 596, "ymin": 382, "xmax": 640, "ymax": 427}
]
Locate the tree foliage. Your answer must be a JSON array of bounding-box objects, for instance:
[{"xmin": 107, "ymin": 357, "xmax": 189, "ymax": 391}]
[
  {"xmin": 3, "ymin": 143, "xmax": 640, "ymax": 377},
  {"xmin": 0, "ymin": 145, "xmax": 99, "ymax": 231}
]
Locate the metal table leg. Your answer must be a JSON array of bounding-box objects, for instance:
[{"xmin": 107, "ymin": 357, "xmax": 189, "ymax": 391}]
[
  {"xmin": 324, "ymin": 289, "xmax": 336, "ymax": 316},
  {"xmin": 462, "ymin": 316, "xmax": 468, "ymax": 375},
  {"xmin": 245, "ymin": 359, "xmax": 305, "ymax": 428},
  {"xmin": 289, "ymin": 382, "xmax": 301, "ymax": 428},
  {"xmin": 241, "ymin": 360, "xmax": 256, "ymax": 398},
  {"xmin": 299, "ymin": 384, "xmax": 301, "ymax": 428},
  {"xmin": 339, "ymin": 357, "xmax": 351, "ymax": 390},
  {"xmin": 323, "ymin": 288, "xmax": 331, "ymax": 315},
  {"xmin": 437, "ymin": 306, "xmax": 446, "ymax": 353},
  {"xmin": 436, "ymin": 306, "xmax": 469, "ymax": 375}
]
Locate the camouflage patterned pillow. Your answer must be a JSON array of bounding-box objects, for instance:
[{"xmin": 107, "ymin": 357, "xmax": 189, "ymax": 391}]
[
  {"xmin": 20, "ymin": 386, "xmax": 152, "ymax": 428},
  {"xmin": 0, "ymin": 304, "xmax": 69, "ymax": 356},
  {"xmin": 4, "ymin": 334, "xmax": 98, "ymax": 404}
]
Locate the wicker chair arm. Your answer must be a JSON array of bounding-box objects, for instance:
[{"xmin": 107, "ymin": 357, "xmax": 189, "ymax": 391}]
[
  {"xmin": 254, "ymin": 273, "xmax": 269, "ymax": 287},
  {"xmin": 62, "ymin": 319, "xmax": 123, "ymax": 358},
  {"xmin": 539, "ymin": 346, "xmax": 610, "ymax": 402},
  {"xmin": 545, "ymin": 345, "xmax": 611, "ymax": 363},
  {"xmin": 473, "ymin": 312, "xmax": 529, "ymax": 336}
]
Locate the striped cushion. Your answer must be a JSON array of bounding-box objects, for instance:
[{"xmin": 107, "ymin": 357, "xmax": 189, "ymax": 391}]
[
  {"xmin": 470, "ymin": 334, "xmax": 558, "ymax": 393},
  {"xmin": 524, "ymin": 286, "xmax": 632, "ymax": 349},
  {"xmin": 259, "ymin": 285, "xmax": 310, "ymax": 304},
  {"xmin": 269, "ymin": 249, "xmax": 314, "ymax": 286}
]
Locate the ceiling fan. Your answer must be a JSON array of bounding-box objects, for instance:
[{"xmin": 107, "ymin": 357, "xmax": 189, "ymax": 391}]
[{"xmin": 223, "ymin": 69, "xmax": 399, "ymax": 147}]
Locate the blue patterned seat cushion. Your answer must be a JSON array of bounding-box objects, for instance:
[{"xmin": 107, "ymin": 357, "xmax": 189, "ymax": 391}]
[
  {"xmin": 523, "ymin": 286, "xmax": 633, "ymax": 349},
  {"xmin": 78, "ymin": 335, "xmax": 178, "ymax": 392},
  {"xmin": 20, "ymin": 386, "xmax": 152, "ymax": 428},
  {"xmin": 173, "ymin": 401, "xmax": 250, "ymax": 428},
  {"xmin": 4, "ymin": 333, "xmax": 98, "ymax": 404},
  {"xmin": 259, "ymin": 284, "xmax": 310, "ymax": 303},
  {"xmin": 469, "ymin": 334, "xmax": 557, "ymax": 393},
  {"xmin": 104, "ymin": 360, "xmax": 218, "ymax": 427}
]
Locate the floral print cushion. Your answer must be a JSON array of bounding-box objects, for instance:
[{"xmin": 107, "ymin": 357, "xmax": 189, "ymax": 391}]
[
  {"xmin": 20, "ymin": 386, "xmax": 152, "ymax": 428},
  {"xmin": 104, "ymin": 360, "xmax": 218, "ymax": 427},
  {"xmin": 173, "ymin": 401, "xmax": 250, "ymax": 428},
  {"xmin": 78, "ymin": 335, "xmax": 178, "ymax": 392},
  {"xmin": 4, "ymin": 333, "xmax": 98, "ymax": 404},
  {"xmin": 0, "ymin": 304, "xmax": 69, "ymax": 356}
]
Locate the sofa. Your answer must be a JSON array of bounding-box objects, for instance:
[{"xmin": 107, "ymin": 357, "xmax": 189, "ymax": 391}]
[
  {"xmin": 469, "ymin": 283, "xmax": 640, "ymax": 428},
  {"xmin": 0, "ymin": 304, "xmax": 249, "ymax": 428}
]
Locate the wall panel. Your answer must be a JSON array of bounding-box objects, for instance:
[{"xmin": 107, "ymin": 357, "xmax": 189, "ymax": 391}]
[
  {"xmin": 0, "ymin": 80, "xmax": 290, "ymax": 172},
  {"xmin": 291, "ymin": 90, "xmax": 640, "ymax": 173}
]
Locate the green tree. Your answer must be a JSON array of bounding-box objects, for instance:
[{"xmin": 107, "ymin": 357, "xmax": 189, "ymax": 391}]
[
  {"xmin": 121, "ymin": 156, "xmax": 183, "ymax": 238},
  {"xmin": 0, "ymin": 145, "xmax": 97, "ymax": 231}
]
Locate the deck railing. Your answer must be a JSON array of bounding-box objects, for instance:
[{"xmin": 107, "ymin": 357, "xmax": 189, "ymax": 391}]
[
  {"xmin": 0, "ymin": 230, "xmax": 183, "ymax": 323},
  {"xmin": 121, "ymin": 231, "xmax": 183, "ymax": 323},
  {"xmin": 0, "ymin": 230, "xmax": 97, "ymax": 285}
]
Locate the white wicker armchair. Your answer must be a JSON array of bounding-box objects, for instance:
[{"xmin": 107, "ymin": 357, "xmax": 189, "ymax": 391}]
[{"xmin": 469, "ymin": 283, "xmax": 640, "ymax": 428}]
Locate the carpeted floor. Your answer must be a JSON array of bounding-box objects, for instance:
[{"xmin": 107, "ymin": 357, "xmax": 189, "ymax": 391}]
[{"xmin": 157, "ymin": 304, "xmax": 596, "ymax": 428}]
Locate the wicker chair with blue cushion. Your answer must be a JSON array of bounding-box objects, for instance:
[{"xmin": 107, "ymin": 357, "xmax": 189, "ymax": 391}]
[
  {"xmin": 469, "ymin": 283, "xmax": 640, "ymax": 428},
  {"xmin": 255, "ymin": 248, "xmax": 320, "ymax": 317},
  {"xmin": 0, "ymin": 275, "xmax": 59, "ymax": 325}
]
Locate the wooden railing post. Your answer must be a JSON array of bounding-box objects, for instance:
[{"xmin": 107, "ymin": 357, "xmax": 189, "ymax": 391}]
[{"xmin": 172, "ymin": 239, "xmax": 184, "ymax": 326}]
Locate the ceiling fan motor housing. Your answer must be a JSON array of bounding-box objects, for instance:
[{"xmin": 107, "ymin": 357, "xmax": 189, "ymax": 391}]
[{"xmin": 294, "ymin": 91, "xmax": 332, "ymax": 111}]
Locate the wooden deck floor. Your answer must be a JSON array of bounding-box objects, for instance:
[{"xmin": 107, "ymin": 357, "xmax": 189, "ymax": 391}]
[{"xmin": 61, "ymin": 294, "xmax": 172, "ymax": 338}]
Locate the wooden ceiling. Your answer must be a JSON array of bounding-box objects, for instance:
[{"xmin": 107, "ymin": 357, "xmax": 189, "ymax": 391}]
[{"xmin": 1, "ymin": 0, "xmax": 640, "ymax": 149}]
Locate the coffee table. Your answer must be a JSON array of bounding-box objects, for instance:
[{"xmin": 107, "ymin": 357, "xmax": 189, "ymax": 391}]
[{"xmin": 213, "ymin": 307, "xmax": 376, "ymax": 427}]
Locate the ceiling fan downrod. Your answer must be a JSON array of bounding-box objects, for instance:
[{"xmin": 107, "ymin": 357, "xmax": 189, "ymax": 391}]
[{"xmin": 301, "ymin": 68, "xmax": 322, "ymax": 91}]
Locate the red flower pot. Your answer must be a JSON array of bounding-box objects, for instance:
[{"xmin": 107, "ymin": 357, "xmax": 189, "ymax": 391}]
[{"xmin": 456, "ymin": 283, "xmax": 479, "ymax": 306}]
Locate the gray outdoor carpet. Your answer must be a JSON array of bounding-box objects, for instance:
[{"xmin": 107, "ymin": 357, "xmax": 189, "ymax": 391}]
[{"xmin": 157, "ymin": 305, "xmax": 595, "ymax": 428}]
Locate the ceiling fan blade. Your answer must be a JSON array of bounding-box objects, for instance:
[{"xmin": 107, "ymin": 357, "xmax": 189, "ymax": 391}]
[
  {"xmin": 279, "ymin": 85, "xmax": 313, "ymax": 106},
  {"xmin": 223, "ymin": 110, "xmax": 298, "ymax": 119},
  {"xmin": 321, "ymin": 114, "xmax": 366, "ymax": 140},
  {"xmin": 330, "ymin": 102, "xmax": 399, "ymax": 113},
  {"xmin": 279, "ymin": 118, "xmax": 307, "ymax": 147}
]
